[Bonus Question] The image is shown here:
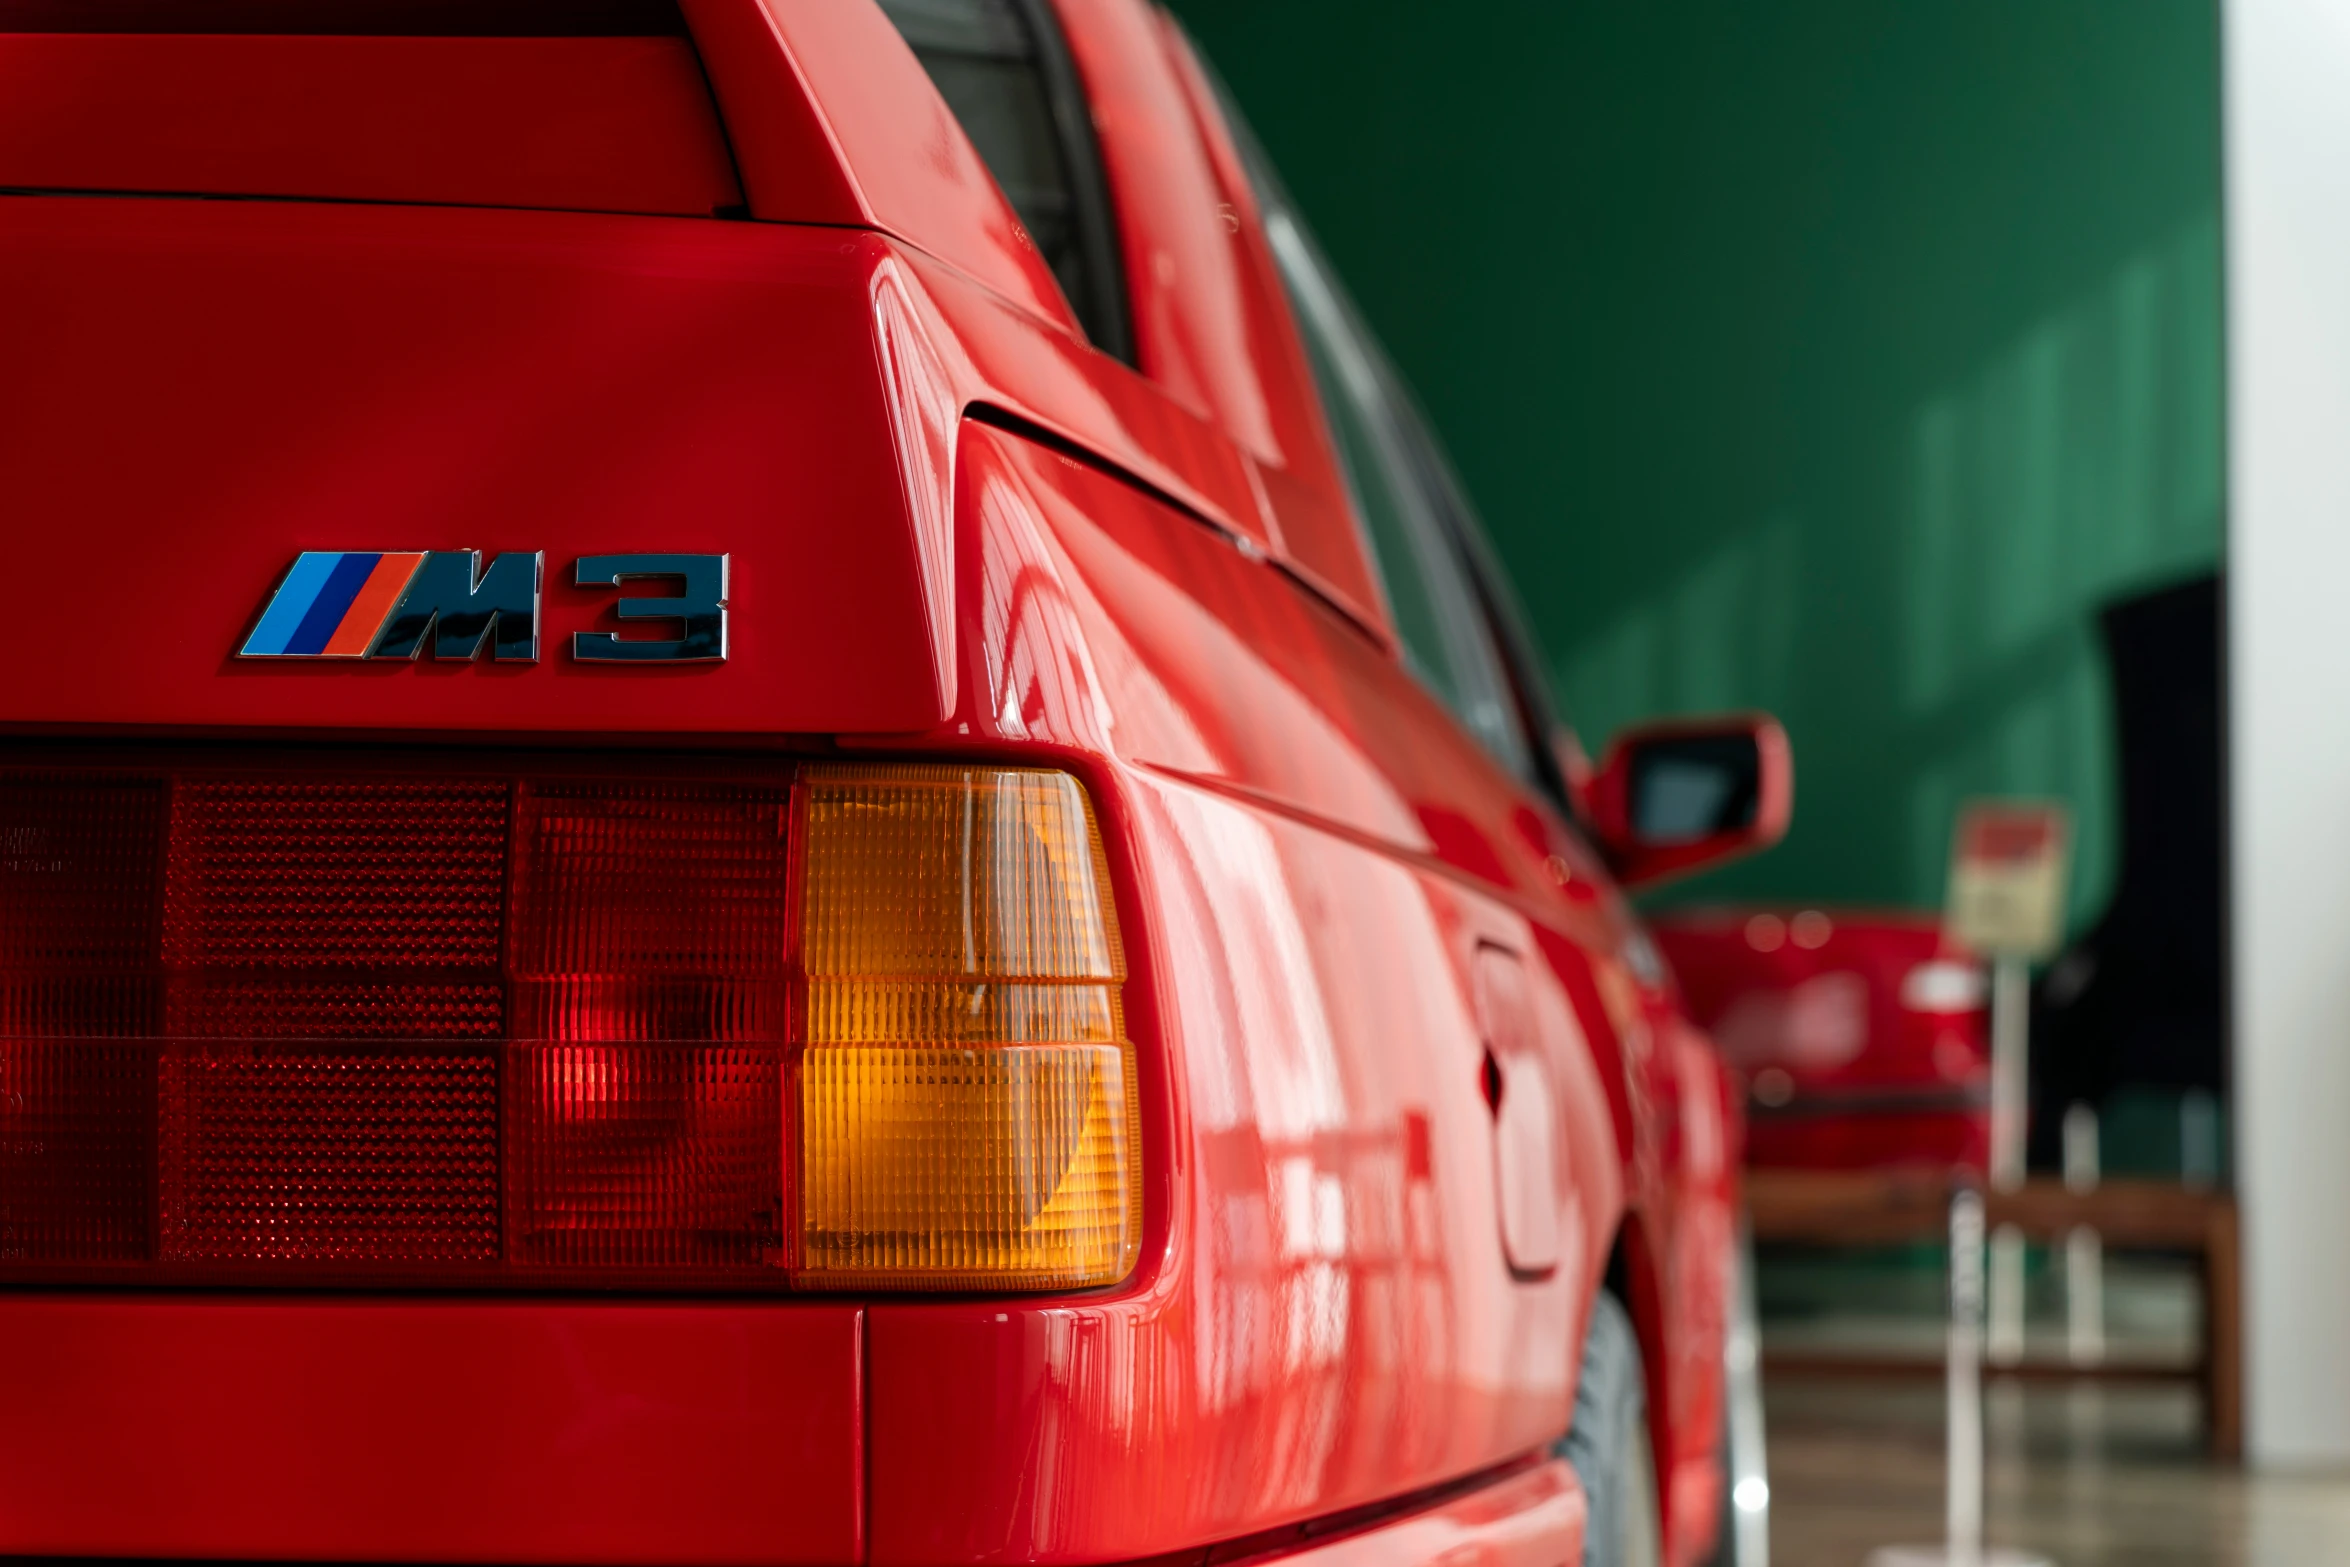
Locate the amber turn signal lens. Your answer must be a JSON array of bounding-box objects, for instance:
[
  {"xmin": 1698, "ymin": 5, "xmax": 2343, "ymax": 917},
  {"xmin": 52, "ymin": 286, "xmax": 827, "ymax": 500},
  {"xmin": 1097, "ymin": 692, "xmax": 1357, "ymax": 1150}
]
[{"xmin": 794, "ymin": 765, "xmax": 1139, "ymax": 1290}]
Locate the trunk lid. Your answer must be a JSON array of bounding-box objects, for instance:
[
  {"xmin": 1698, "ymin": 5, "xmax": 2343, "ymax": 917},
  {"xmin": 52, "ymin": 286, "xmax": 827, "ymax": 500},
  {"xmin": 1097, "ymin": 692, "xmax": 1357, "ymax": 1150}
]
[{"xmin": 1, "ymin": 197, "xmax": 951, "ymax": 737}]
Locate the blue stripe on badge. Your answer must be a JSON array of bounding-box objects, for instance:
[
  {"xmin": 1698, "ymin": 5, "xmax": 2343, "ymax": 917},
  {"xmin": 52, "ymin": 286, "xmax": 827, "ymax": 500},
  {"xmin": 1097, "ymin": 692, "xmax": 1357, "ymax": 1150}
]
[
  {"xmin": 240, "ymin": 551, "xmax": 349, "ymax": 657},
  {"xmin": 281, "ymin": 552, "xmax": 383, "ymax": 657}
]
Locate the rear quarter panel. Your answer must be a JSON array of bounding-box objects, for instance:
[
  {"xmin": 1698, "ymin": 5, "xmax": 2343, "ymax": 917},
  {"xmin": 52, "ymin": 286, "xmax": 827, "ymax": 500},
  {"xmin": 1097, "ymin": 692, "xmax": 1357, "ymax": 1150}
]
[{"xmin": 858, "ymin": 424, "xmax": 1620, "ymax": 1563}]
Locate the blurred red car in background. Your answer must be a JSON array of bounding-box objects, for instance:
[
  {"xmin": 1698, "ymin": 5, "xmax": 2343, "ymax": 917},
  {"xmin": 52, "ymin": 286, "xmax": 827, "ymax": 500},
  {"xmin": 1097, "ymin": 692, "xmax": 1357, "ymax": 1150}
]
[{"xmin": 1651, "ymin": 909, "xmax": 1990, "ymax": 1173}]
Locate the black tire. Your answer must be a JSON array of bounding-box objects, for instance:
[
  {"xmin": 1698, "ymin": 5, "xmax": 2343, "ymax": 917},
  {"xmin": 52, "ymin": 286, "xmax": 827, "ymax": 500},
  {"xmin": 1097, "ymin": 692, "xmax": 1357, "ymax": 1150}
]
[{"xmin": 1557, "ymin": 1289, "xmax": 1662, "ymax": 1567}]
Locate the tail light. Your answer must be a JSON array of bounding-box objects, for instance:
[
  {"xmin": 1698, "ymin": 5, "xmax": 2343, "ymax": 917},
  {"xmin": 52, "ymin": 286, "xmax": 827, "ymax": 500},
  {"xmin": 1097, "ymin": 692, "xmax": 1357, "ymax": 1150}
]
[
  {"xmin": 796, "ymin": 766, "xmax": 1136, "ymax": 1290},
  {"xmin": 0, "ymin": 756, "xmax": 1138, "ymax": 1292}
]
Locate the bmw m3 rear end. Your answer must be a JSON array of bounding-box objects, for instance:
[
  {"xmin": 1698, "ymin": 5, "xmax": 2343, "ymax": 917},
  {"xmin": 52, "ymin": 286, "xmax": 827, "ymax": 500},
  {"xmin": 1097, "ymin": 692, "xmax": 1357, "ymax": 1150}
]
[{"xmin": 0, "ymin": 4, "xmax": 1750, "ymax": 1566}]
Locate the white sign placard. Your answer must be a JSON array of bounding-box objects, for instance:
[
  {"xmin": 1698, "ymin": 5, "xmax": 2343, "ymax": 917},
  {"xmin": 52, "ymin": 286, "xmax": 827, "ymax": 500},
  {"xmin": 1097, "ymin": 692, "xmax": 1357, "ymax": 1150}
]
[{"xmin": 1946, "ymin": 800, "xmax": 2073, "ymax": 960}]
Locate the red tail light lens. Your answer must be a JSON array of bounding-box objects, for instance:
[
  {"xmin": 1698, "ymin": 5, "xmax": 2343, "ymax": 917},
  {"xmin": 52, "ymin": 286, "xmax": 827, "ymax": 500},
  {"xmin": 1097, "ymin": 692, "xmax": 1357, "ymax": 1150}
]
[
  {"xmin": 509, "ymin": 782, "xmax": 792, "ymax": 1043},
  {"xmin": 158, "ymin": 1045, "xmax": 501, "ymax": 1265},
  {"xmin": 164, "ymin": 780, "xmax": 509, "ymax": 1042},
  {"xmin": 0, "ymin": 755, "xmax": 1139, "ymax": 1293},
  {"xmin": 512, "ymin": 1042, "xmax": 785, "ymax": 1269},
  {"xmin": 0, "ymin": 775, "xmax": 165, "ymax": 1036},
  {"xmin": 506, "ymin": 782, "xmax": 793, "ymax": 1271},
  {"xmin": 0, "ymin": 777, "xmax": 164, "ymax": 1266},
  {"xmin": 0, "ymin": 1038, "xmax": 153, "ymax": 1263}
]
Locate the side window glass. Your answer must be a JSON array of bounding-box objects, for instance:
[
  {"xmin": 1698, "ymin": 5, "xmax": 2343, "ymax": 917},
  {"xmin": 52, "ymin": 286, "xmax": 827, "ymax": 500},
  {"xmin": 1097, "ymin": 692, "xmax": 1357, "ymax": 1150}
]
[
  {"xmin": 1279, "ymin": 247, "xmax": 1457, "ymax": 705},
  {"xmin": 877, "ymin": 0, "xmax": 1132, "ymax": 363},
  {"xmin": 1261, "ymin": 208, "xmax": 1536, "ymax": 782},
  {"xmin": 1391, "ymin": 393, "xmax": 1580, "ymax": 805}
]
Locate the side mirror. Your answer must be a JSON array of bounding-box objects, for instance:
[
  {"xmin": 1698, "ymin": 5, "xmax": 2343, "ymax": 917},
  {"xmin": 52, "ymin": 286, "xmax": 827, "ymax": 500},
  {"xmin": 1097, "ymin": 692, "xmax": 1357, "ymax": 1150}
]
[{"xmin": 1585, "ymin": 713, "xmax": 1792, "ymax": 890}]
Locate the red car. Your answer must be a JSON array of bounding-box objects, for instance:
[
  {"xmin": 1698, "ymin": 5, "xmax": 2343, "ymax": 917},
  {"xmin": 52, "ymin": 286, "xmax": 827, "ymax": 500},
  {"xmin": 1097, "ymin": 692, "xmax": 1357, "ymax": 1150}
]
[
  {"xmin": 1649, "ymin": 909, "xmax": 1991, "ymax": 1174},
  {"xmin": 0, "ymin": 5, "xmax": 1783, "ymax": 1567}
]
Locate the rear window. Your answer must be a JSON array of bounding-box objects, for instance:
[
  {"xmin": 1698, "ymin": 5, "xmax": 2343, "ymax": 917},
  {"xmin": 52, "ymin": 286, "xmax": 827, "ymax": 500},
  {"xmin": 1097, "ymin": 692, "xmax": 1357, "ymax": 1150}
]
[
  {"xmin": 877, "ymin": 0, "xmax": 1132, "ymax": 361},
  {"xmin": 0, "ymin": 2, "xmax": 742, "ymax": 218}
]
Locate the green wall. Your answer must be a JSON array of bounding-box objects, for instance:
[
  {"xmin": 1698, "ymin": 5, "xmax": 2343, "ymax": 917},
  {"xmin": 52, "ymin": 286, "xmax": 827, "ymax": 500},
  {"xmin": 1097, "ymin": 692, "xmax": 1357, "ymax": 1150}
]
[{"xmin": 1169, "ymin": 1, "xmax": 2224, "ymax": 925}]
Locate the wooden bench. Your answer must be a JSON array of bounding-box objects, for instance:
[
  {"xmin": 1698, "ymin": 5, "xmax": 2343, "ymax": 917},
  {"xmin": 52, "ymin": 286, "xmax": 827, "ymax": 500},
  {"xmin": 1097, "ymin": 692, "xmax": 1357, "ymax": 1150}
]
[{"xmin": 1745, "ymin": 1168, "xmax": 2242, "ymax": 1459}]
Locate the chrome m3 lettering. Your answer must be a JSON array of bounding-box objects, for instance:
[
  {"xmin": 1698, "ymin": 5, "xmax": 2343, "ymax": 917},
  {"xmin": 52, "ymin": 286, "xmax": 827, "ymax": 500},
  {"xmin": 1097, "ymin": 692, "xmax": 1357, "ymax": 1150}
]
[{"xmin": 238, "ymin": 551, "xmax": 729, "ymax": 665}]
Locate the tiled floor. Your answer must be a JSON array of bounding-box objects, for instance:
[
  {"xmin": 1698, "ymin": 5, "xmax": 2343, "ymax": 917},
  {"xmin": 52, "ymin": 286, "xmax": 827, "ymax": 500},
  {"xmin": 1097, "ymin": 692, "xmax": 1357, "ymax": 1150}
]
[{"xmin": 1764, "ymin": 1374, "xmax": 2350, "ymax": 1566}]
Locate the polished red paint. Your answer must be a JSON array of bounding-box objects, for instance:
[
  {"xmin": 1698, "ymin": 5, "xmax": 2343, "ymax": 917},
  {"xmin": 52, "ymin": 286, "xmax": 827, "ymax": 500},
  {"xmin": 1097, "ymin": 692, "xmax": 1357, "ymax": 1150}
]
[
  {"xmin": 668, "ymin": 0, "xmax": 864, "ymax": 226},
  {"xmin": 1056, "ymin": 0, "xmax": 1390, "ymax": 623},
  {"xmin": 1180, "ymin": 1459, "xmax": 1586, "ymax": 1567},
  {"xmin": 0, "ymin": 33, "xmax": 742, "ymax": 216},
  {"xmin": 857, "ymin": 425, "xmax": 1619, "ymax": 1564},
  {"xmin": 1151, "ymin": 9, "xmax": 1394, "ymax": 627},
  {"xmin": 682, "ymin": 0, "xmax": 1082, "ymax": 339},
  {"xmin": 0, "ymin": 4, "xmax": 1749, "ymax": 1566},
  {"xmin": 1651, "ymin": 907, "xmax": 1991, "ymax": 1173},
  {"xmin": 0, "ymin": 208, "xmax": 950, "ymax": 735},
  {"xmin": 0, "ymin": 1297, "xmax": 864, "ymax": 1564}
]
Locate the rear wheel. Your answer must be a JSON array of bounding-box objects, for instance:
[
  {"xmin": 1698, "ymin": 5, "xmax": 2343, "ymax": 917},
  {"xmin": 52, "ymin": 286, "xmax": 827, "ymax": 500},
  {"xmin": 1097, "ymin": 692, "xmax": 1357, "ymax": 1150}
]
[{"xmin": 1558, "ymin": 1289, "xmax": 1663, "ymax": 1567}]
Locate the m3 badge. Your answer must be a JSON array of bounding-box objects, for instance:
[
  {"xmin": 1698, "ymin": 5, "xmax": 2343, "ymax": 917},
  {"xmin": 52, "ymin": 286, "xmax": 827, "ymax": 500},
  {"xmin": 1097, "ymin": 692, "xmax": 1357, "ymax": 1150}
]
[{"xmin": 238, "ymin": 551, "xmax": 728, "ymax": 664}]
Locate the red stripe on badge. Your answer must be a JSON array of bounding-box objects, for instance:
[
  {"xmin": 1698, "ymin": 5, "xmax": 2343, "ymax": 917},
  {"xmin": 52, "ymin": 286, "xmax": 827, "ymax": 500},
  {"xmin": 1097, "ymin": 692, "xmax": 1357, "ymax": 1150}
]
[{"xmin": 322, "ymin": 552, "xmax": 426, "ymax": 658}]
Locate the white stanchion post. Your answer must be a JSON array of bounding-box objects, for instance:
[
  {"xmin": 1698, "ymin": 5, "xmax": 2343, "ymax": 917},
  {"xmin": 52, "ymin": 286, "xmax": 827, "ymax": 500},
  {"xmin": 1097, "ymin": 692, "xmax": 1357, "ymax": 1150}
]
[
  {"xmin": 1986, "ymin": 956, "xmax": 2030, "ymax": 1366},
  {"xmin": 1721, "ymin": 1216, "xmax": 1771, "ymax": 1567},
  {"xmin": 2180, "ymin": 1087, "xmax": 2219, "ymax": 1191},
  {"xmin": 1865, "ymin": 1187, "xmax": 2053, "ymax": 1567},
  {"xmin": 1948, "ymin": 1188, "xmax": 1987, "ymax": 1567},
  {"xmin": 2062, "ymin": 1104, "xmax": 2104, "ymax": 1367},
  {"xmin": 1876, "ymin": 802, "xmax": 2066, "ymax": 1567},
  {"xmin": 1988, "ymin": 958, "xmax": 2032, "ymax": 1192},
  {"xmin": 1987, "ymin": 1227, "xmax": 2027, "ymax": 1367}
]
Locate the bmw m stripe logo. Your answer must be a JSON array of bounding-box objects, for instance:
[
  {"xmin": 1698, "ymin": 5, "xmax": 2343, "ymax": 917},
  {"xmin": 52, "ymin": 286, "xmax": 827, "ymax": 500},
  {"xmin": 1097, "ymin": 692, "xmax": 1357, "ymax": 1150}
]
[
  {"xmin": 239, "ymin": 550, "xmax": 726, "ymax": 664},
  {"xmin": 241, "ymin": 551, "xmax": 431, "ymax": 659},
  {"xmin": 241, "ymin": 550, "xmax": 541, "ymax": 662}
]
